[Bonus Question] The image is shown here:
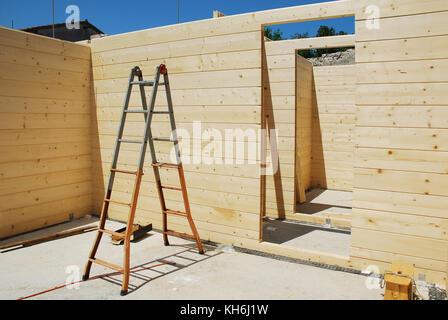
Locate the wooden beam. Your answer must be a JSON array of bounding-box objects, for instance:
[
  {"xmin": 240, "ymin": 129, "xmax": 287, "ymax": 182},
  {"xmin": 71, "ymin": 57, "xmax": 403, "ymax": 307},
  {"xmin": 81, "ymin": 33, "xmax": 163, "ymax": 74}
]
[
  {"xmin": 0, "ymin": 225, "xmax": 97, "ymax": 251},
  {"xmin": 355, "ymin": 0, "xmax": 448, "ymax": 21},
  {"xmin": 257, "ymin": 0, "xmax": 354, "ymax": 26},
  {"xmin": 355, "ymin": 11, "xmax": 448, "ymax": 42},
  {"xmin": 0, "ymin": 26, "xmax": 91, "ymax": 60},
  {"xmin": 284, "ymin": 212, "xmax": 351, "ymax": 229},
  {"xmin": 295, "ymin": 55, "xmax": 313, "ymax": 203},
  {"xmin": 90, "ymin": 0, "xmax": 354, "ymax": 53},
  {"xmin": 351, "ymin": 227, "xmax": 448, "ymax": 262},
  {"xmin": 265, "ymin": 34, "xmax": 355, "ymax": 55}
]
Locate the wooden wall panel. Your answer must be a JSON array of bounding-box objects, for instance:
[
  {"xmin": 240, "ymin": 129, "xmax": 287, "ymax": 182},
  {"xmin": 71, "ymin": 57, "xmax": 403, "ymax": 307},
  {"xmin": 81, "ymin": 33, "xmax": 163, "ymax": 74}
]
[
  {"xmin": 88, "ymin": 0, "xmax": 355, "ymax": 244},
  {"xmin": 312, "ymin": 65, "xmax": 355, "ymax": 192},
  {"xmin": 295, "ymin": 55, "xmax": 313, "ymax": 202},
  {"xmin": 263, "ymin": 41, "xmax": 295, "ymax": 219},
  {"xmin": 89, "ymin": 19, "xmax": 263, "ymax": 243},
  {"xmin": 351, "ymin": 0, "xmax": 448, "ymax": 287},
  {"xmin": 2, "ymin": 0, "xmax": 445, "ymax": 287},
  {"xmin": 263, "ymin": 36, "xmax": 355, "ymax": 220},
  {"xmin": 0, "ymin": 27, "xmax": 92, "ymax": 238},
  {"xmin": 86, "ymin": 0, "xmax": 356, "ymax": 248}
]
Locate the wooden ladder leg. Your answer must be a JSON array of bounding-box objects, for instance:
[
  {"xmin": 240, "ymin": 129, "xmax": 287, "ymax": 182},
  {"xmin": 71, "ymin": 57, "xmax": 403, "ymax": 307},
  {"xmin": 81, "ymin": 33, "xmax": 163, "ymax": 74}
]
[
  {"xmin": 162, "ymin": 210, "xmax": 169, "ymax": 246},
  {"xmin": 153, "ymin": 166, "xmax": 169, "ymax": 246},
  {"xmin": 186, "ymin": 213, "xmax": 204, "ymax": 254},
  {"xmin": 83, "ymin": 193, "xmax": 111, "ymax": 280},
  {"xmin": 120, "ymin": 170, "xmax": 143, "ymax": 296},
  {"xmin": 178, "ymin": 165, "xmax": 204, "ymax": 254},
  {"xmin": 121, "ymin": 235, "xmax": 131, "ymax": 296}
]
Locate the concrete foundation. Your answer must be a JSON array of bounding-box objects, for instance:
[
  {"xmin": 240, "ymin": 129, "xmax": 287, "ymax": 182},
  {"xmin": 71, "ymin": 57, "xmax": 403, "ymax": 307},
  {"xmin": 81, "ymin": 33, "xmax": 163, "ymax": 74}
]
[
  {"xmin": 263, "ymin": 219, "xmax": 351, "ymax": 256},
  {"xmin": 1, "ymin": 216, "xmax": 385, "ymax": 300},
  {"xmin": 296, "ymin": 188, "xmax": 352, "ymax": 217}
]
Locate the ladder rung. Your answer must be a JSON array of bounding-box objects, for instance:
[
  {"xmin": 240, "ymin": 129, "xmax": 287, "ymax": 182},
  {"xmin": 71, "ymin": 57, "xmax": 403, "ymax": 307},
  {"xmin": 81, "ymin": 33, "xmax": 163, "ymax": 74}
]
[
  {"xmin": 164, "ymin": 209, "xmax": 187, "ymax": 217},
  {"xmin": 125, "ymin": 110, "xmax": 149, "ymax": 113},
  {"xmin": 152, "ymin": 138, "xmax": 175, "ymax": 142},
  {"xmin": 110, "ymin": 168, "xmax": 138, "ymax": 175},
  {"xmin": 99, "ymin": 228, "xmax": 126, "ymax": 239},
  {"xmin": 89, "ymin": 258, "xmax": 123, "ymax": 272},
  {"xmin": 161, "ymin": 185, "xmax": 182, "ymax": 191},
  {"xmin": 164, "ymin": 230, "xmax": 196, "ymax": 240},
  {"xmin": 152, "ymin": 162, "xmax": 181, "ymax": 169},
  {"xmin": 119, "ymin": 139, "xmax": 145, "ymax": 144},
  {"xmin": 131, "ymin": 80, "xmax": 154, "ymax": 86},
  {"xmin": 152, "ymin": 111, "xmax": 170, "ymax": 114},
  {"xmin": 104, "ymin": 199, "xmax": 131, "ymax": 207}
]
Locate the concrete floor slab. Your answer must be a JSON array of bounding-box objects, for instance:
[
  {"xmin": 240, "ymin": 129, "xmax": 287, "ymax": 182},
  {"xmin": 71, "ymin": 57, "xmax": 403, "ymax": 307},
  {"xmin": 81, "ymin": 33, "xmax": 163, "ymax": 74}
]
[
  {"xmin": 296, "ymin": 188, "xmax": 352, "ymax": 216},
  {"xmin": 263, "ymin": 219, "xmax": 351, "ymax": 256},
  {"xmin": 0, "ymin": 217, "xmax": 383, "ymax": 300}
]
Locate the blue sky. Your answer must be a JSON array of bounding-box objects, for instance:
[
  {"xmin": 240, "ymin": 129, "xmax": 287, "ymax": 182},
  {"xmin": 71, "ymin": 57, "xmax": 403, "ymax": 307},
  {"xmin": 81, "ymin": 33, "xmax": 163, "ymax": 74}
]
[{"xmin": 0, "ymin": 0, "xmax": 354, "ymax": 39}]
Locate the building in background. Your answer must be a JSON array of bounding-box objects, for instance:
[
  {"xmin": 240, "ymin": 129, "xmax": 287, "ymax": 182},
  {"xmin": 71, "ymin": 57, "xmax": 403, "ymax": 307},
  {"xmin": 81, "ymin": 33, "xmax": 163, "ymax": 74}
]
[{"xmin": 21, "ymin": 19, "xmax": 105, "ymax": 42}]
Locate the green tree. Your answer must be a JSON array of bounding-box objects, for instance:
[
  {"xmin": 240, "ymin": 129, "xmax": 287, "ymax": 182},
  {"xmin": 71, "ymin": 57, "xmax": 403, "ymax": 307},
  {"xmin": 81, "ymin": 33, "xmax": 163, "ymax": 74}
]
[
  {"xmin": 264, "ymin": 26, "xmax": 284, "ymax": 41},
  {"xmin": 315, "ymin": 25, "xmax": 352, "ymax": 57},
  {"xmin": 316, "ymin": 25, "xmax": 336, "ymax": 37},
  {"xmin": 291, "ymin": 31, "xmax": 309, "ymax": 39},
  {"xmin": 315, "ymin": 25, "xmax": 338, "ymax": 56}
]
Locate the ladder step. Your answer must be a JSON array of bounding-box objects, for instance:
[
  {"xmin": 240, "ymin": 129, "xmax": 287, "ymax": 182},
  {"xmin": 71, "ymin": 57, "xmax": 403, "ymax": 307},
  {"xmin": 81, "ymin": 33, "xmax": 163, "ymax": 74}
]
[
  {"xmin": 164, "ymin": 209, "xmax": 187, "ymax": 217},
  {"xmin": 104, "ymin": 199, "xmax": 131, "ymax": 207},
  {"xmin": 119, "ymin": 139, "xmax": 145, "ymax": 144},
  {"xmin": 161, "ymin": 185, "xmax": 182, "ymax": 191},
  {"xmin": 151, "ymin": 111, "xmax": 170, "ymax": 114},
  {"xmin": 131, "ymin": 80, "xmax": 154, "ymax": 86},
  {"xmin": 89, "ymin": 258, "xmax": 123, "ymax": 272},
  {"xmin": 110, "ymin": 168, "xmax": 138, "ymax": 175},
  {"xmin": 164, "ymin": 230, "xmax": 196, "ymax": 240},
  {"xmin": 125, "ymin": 110, "xmax": 149, "ymax": 113},
  {"xmin": 152, "ymin": 138, "xmax": 175, "ymax": 142},
  {"xmin": 99, "ymin": 228, "xmax": 126, "ymax": 239},
  {"xmin": 152, "ymin": 162, "xmax": 181, "ymax": 169}
]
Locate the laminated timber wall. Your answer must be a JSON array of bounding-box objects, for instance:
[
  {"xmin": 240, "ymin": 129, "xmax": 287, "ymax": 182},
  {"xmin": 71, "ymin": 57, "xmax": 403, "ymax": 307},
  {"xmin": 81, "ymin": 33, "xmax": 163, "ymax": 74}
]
[
  {"xmin": 0, "ymin": 27, "xmax": 92, "ymax": 238},
  {"xmin": 295, "ymin": 55, "xmax": 313, "ymax": 204},
  {"xmin": 88, "ymin": 0, "xmax": 355, "ymax": 245},
  {"xmin": 312, "ymin": 64, "xmax": 355, "ymax": 192},
  {"xmin": 1, "ymin": 0, "xmax": 447, "ymax": 287},
  {"xmin": 350, "ymin": 0, "xmax": 448, "ymax": 285},
  {"xmin": 262, "ymin": 35, "xmax": 356, "ymax": 220},
  {"xmin": 262, "ymin": 39, "xmax": 297, "ymax": 219},
  {"xmin": 89, "ymin": 26, "xmax": 263, "ymax": 244}
]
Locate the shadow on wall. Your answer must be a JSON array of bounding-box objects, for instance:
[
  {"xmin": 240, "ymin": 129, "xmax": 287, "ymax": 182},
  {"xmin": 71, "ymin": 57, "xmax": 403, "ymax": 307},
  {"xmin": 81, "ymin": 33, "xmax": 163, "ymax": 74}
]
[
  {"xmin": 262, "ymin": 43, "xmax": 285, "ymax": 219},
  {"xmin": 90, "ymin": 75, "xmax": 105, "ymax": 216},
  {"xmin": 310, "ymin": 72, "xmax": 327, "ymax": 190}
]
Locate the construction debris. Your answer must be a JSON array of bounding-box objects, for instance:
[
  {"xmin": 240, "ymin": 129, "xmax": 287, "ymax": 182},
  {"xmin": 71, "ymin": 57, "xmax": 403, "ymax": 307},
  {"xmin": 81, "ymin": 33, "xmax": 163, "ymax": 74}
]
[{"xmin": 111, "ymin": 224, "xmax": 153, "ymax": 245}]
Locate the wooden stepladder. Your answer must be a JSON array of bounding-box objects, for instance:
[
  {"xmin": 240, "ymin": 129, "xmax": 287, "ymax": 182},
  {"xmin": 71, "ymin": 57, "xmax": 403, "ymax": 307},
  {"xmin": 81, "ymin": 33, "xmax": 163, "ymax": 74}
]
[{"xmin": 83, "ymin": 64, "xmax": 204, "ymax": 296}]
